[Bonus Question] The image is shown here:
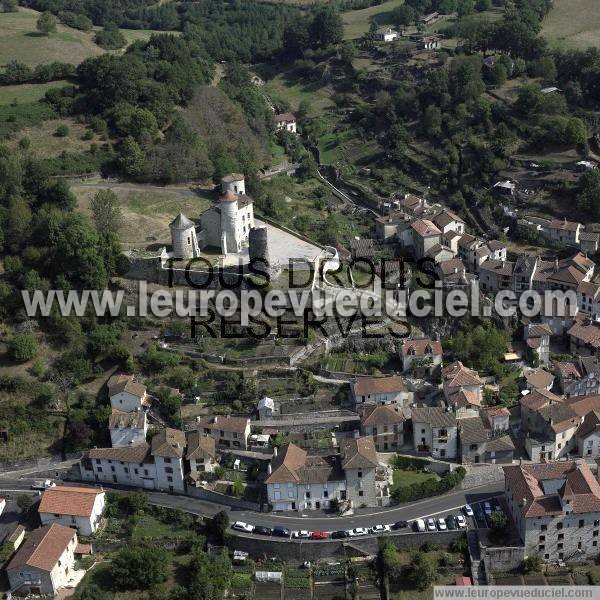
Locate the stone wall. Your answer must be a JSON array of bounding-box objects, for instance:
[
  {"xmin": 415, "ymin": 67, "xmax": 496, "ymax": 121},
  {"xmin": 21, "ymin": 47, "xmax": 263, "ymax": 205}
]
[
  {"xmin": 227, "ymin": 529, "xmax": 462, "ymax": 561},
  {"xmin": 482, "ymin": 544, "xmax": 525, "ymax": 579},
  {"xmin": 187, "ymin": 486, "xmax": 262, "ymax": 512}
]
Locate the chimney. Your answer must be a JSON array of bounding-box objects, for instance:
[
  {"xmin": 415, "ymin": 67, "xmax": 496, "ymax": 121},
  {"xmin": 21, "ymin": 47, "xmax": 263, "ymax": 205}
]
[
  {"xmin": 267, "ymin": 463, "xmax": 272, "ymax": 474},
  {"xmin": 273, "ymin": 446, "xmax": 278, "ymax": 457}
]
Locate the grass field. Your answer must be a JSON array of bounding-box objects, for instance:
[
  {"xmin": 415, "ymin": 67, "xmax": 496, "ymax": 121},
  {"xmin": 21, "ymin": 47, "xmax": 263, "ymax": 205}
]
[
  {"xmin": 391, "ymin": 468, "xmax": 438, "ymax": 491},
  {"xmin": 0, "ymin": 8, "xmax": 106, "ymax": 66},
  {"xmin": 263, "ymin": 71, "xmax": 333, "ymax": 117},
  {"xmin": 74, "ymin": 181, "xmax": 212, "ymax": 250},
  {"xmin": 0, "ymin": 8, "xmax": 164, "ymax": 68},
  {"xmin": 342, "ymin": 0, "xmax": 404, "ymax": 40},
  {"xmin": 0, "ymin": 80, "xmax": 68, "ymax": 105},
  {"xmin": 542, "ymin": 0, "xmax": 600, "ymax": 49}
]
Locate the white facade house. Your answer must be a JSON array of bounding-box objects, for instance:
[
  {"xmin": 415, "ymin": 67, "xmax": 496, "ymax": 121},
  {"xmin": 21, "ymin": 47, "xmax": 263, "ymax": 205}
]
[
  {"xmin": 374, "ymin": 27, "xmax": 399, "ymax": 41},
  {"xmin": 274, "ymin": 112, "xmax": 297, "ymax": 133},
  {"xmin": 257, "ymin": 396, "xmax": 276, "ymax": 419},
  {"xmin": 6, "ymin": 523, "xmax": 80, "ymax": 597},
  {"xmin": 107, "ymin": 374, "xmax": 147, "ymax": 413},
  {"xmin": 400, "ymin": 338, "xmax": 443, "ymax": 373},
  {"xmin": 109, "ymin": 410, "xmax": 147, "ymax": 448},
  {"xmin": 411, "ymin": 406, "xmax": 458, "ymax": 459},
  {"xmin": 350, "ymin": 376, "xmax": 409, "ymax": 407},
  {"xmin": 196, "ymin": 415, "xmax": 252, "ymax": 450},
  {"xmin": 504, "ymin": 460, "xmax": 600, "ymax": 563},
  {"xmin": 186, "ymin": 431, "xmax": 217, "ymax": 485},
  {"xmin": 38, "ymin": 486, "xmax": 105, "ymax": 537},
  {"xmin": 80, "ymin": 428, "xmax": 186, "ymax": 493}
]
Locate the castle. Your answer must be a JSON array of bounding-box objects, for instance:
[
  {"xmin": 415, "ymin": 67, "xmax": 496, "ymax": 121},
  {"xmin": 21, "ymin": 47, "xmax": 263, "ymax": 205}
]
[{"xmin": 169, "ymin": 174, "xmax": 255, "ymax": 259}]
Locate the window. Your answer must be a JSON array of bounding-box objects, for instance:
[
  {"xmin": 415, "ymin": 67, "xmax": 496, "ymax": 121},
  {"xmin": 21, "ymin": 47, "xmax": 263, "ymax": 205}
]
[
  {"xmin": 164, "ymin": 458, "xmax": 171, "ymax": 464},
  {"xmin": 541, "ymin": 524, "xmax": 547, "ymax": 531},
  {"xmin": 305, "ymin": 492, "xmax": 311, "ymax": 499},
  {"xmin": 324, "ymin": 491, "xmax": 328, "ymax": 498},
  {"xmin": 579, "ymin": 519, "xmax": 585, "ymax": 528},
  {"xmin": 557, "ymin": 522, "xmax": 563, "ymax": 530},
  {"xmin": 538, "ymin": 545, "xmax": 544, "ymax": 551},
  {"xmin": 558, "ymin": 543, "xmax": 563, "ymax": 550},
  {"xmin": 539, "ymin": 535, "xmax": 545, "ymax": 542},
  {"xmin": 95, "ymin": 459, "xmax": 101, "ymax": 465},
  {"xmin": 358, "ymin": 471, "xmax": 363, "ymax": 478},
  {"xmin": 124, "ymin": 467, "xmax": 129, "ymax": 474},
  {"xmin": 167, "ymin": 476, "xmax": 173, "ymax": 482},
  {"xmin": 134, "ymin": 468, "xmax": 138, "ymax": 475},
  {"xmin": 97, "ymin": 467, "xmax": 103, "ymax": 473},
  {"xmin": 558, "ymin": 533, "xmax": 564, "ymax": 540},
  {"xmin": 544, "ymin": 554, "xmax": 549, "ymax": 560},
  {"xmin": 594, "ymin": 530, "xmax": 599, "ymax": 537},
  {"xmin": 165, "ymin": 467, "xmax": 173, "ymax": 474},
  {"xmin": 594, "ymin": 541, "xmax": 598, "ymax": 547},
  {"xmin": 359, "ymin": 491, "xmax": 364, "ymax": 497}
]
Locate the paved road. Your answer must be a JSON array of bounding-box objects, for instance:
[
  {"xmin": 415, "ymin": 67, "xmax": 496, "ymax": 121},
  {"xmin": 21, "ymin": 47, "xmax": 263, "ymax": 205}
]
[{"xmin": 0, "ymin": 477, "xmax": 503, "ymax": 533}]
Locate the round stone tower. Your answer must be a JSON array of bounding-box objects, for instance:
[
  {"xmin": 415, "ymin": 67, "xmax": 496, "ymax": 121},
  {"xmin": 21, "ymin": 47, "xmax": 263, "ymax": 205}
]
[
  {"xmin": 249, "ymin": 226, "xmax": 278, "ymax": 274},
  {"xmin": 169, "ymin": 213, "xmax": 199, "ymax": 259},
  {"xmin": 221, "ymin": 173, "xmax": 245, "ymax": 196},
  {"xmin": 219, "ymin": 190, "xmax": 240, "ymax": 254}
]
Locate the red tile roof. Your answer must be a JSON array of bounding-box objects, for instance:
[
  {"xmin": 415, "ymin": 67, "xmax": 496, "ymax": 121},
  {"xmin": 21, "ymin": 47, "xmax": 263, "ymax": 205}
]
[
  {"xmin": 400, "ymin": 338, "xmax": 443, "ymax": 357},
  {"xmin": 352, "ymin": 376, "xmax": 407, "ymax": 396},
  {"xmin": 7, "ymin": 524, "xmax": 76, "ymax": 573},
  {"xmin": 411, "ymin": 219, "xmax": 441, "ymax": 237},
  {"xmin": 197, "ymin": 415, "xmax": 250, "ymax": 434},
  {"xmin": 39, "ymin": 486, "xmax": 104, "ymax": 518},
  {"xmin": 443, "ymin": 361, "xmax": 482, "ymax": 387}
]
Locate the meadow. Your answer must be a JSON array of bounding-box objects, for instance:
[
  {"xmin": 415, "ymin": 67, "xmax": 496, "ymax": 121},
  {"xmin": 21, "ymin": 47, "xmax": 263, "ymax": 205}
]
[{"xmin": 542, "ymin": 0, "xmax": 600, "ymax": 50}]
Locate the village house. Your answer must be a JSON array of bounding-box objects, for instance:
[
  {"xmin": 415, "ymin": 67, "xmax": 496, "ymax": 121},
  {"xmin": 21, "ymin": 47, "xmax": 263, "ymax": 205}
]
[
  {"xmin": 513, "ymin": 255, "xmax": 538, "ymax": 296},
  {"xmin": 80, "ymin": 428, "xmax": 187, "ymax": 493},
  {"xmin": 399, "ymin": 337, "xmax": 443, "ymax": 374},
  {"xmin": 493, "ymin": 180, "xmax": 516, "ymax": 196},
  {"xmin": 274, "ymin": 112, "xmax": 297, "ymax": 133},
  {"xmin": 107, "ymin": 374, "xmax": 148, "ymax": 413},
  {"xmin": 108, "ymin": 409, "xmax": 147, "ymax": 448},
  {"xmin": 38, "ymin": 486, "xmax": 105, "ymax": 536},
  {"xmin": 523, "ymin": 367, "xmax": 554, "ymax": 392},
  {"xmin": 483, "ymin": 406, "xmax": 511, "ymax": 434},
  {"xmin": 151, "ymin": 428, "xmax": 186, "ymax": 493},
  {"xmin": 579, "ymin": 231, "xmax": 599, "ymax": 255},
  {"xmin": 432, "ymin": 209, "xmax": 465, "ymax": 235},
  {"xmin": 359, "ymin": 404, "xmax": 406, "ymax": 451},
  {"xmin": 375, "ymin": 211, "xmax": 410, "ymax": 241},
  {"xmin": 416, "ymin": 34, "xmax": 441, "ymax": 50},
  {"xmin": 196, "ymin": 415, "xmax": 251, "ymax": 450},
  {"xmin": 411, "ymin": 406, "xmax": 458, "ymax": 459},
  {"xmin": 458, "ymin": 415, "xmax": 515, "ymax": 464},
  {"xmin": 257, "ymin": 396, "xmax": 276, "ymax": 419},
  {"xmin": 442, "ymin": 361, "xmax": 483, "ymax": 407},
  {"xmin": 6, "ymin": 523, "xmax": 81, "ymax": 597},
  {"xmin": 523, "ymin": 322, "xmax": 552, "ymax": 366},
  {"xmin": 399, "ymin": 219, "xmax": 442, "ymax": 259},
  {"xmin": 350, "ymin": 376, "xmax": 409, "ymax": 407},
  {"xmin": 574, "ymin": 411, "xmax": 600, "ymax": 458},
  {"xmin": 479, "ymin": 260, "xmax": 514, "ymax": 293},
  {"xmin": 265, "ymin": 436, "xmax": 379, "ymax": 511},
  {"xmin": 520, "ymin": 390, "xmax": 579, "ymax": 461},
  {"xmin": 504, "ymin": 460, "xmax": 600, "ymax": 563},
  {"xmin": 543, "ymin": 218, "xmax": 582, "ymax": 247},
  {"xmin": 186, "ymin": 431, "xmax": 218, "ymax": 485},
  {"xmin": 567, "ymin": 317, "xmax": 600, "ymax": 356},
  {"xmin": 577, "ymin": 281, "xmax": 600, "ymax": 319},
  {"xmin": 555, "ymin": 356, "xmax": 600, "ymax": 398},
  {"xmin": 374, "ymin": 27, "xmax": 399, "ymax": 41}
]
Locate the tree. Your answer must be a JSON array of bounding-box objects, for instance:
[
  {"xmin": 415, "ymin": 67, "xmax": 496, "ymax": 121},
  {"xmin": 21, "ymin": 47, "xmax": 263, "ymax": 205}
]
[
  {"xmin": 522, "ymin": 555, "xmax": 541, "ymax": 573},
  {"xmin": 309, "ymin": 8, "xmax": 343, "ymax": 48},
  {"xmin": 1, "ymin": 0, "xmax": 18, "ymax": 13},
  {"xmin": 208, "ymin": 510, "xmax": 229, "ymax": 543},
  {"xmin": 17, "ymin": 494, "xmax": 33, "ymax": 513},
  {"xmin": 489, "ymin": 511, "xmax": 509, "ymax": 544},
  {"xmin": 95, "ymin": 23, "xmax": 127, "ymax": 50},
  {"xmin": 55, "ymin": 124, "xmax": 69, "ymax": 137},
  {"xmin": 578, "ymin": 168, "xmax": 600, "ymax": 217},
  {"xmin": 9, "ymin": 333, "xmax": 38, "ymax": 363},
  {"xmin": 37, "ymin": 11, "xmax": 57, "ymax": 35},
  {"xmin": 90, "ymin": 189, "xmax": 122, "ymax": 237},
  {"xmin": 187, "ymin": 548, "xmax": 231, "ymax": 600},
  {"xmin": 231, "ymin": 479, "xmax": 244, "ymax": 497},
  {"xmin": 475, "ymin": 0, "xmax": 491, "ymax": 10},
  {"xmin": 112, "ymin": 547, "xmax": 169, "ymax": 590},
  {"xmin": 404, "ymin": 552, "xmax": 436, "ymax": 590}
]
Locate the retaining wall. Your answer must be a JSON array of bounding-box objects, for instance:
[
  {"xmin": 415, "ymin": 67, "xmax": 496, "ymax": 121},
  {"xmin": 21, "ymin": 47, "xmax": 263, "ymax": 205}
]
[{"xmin": 187, "ymin": 486, "xmax": 262, "ymax": 512}]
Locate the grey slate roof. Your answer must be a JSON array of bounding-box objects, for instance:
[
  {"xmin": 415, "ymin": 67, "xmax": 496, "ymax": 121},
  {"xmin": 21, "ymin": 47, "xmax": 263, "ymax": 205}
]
[
  {"xmin": 170, "ymin": 213, "xmax": 195, "ymax": 230},
  {"xmin": 410, "ymin": 406, "xmax": 457, "ymax": 428}
]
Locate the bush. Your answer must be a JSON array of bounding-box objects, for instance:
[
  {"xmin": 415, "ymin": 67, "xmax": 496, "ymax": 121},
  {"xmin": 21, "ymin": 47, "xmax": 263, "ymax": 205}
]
[
  {"xmin": 112, "ymin": 546, "xmax": 169, "ymax": 589},
  {"xmin": 390, "ymin": 455, "xmax": 431, "ymax": 470},
  {"xmin": 391, "ymin": 466, "xmax": 466, "ymax": 504},
  {"xmin": 522, "ymin": 556, "xmax": 541, "ymax": 573},
  {"xmin": 9, "ymin": 333, "xmax": 38, "ymax": 363},
  {"xmin": 55, "ymin": 124, "xmax": 69, "ymax": 137}
]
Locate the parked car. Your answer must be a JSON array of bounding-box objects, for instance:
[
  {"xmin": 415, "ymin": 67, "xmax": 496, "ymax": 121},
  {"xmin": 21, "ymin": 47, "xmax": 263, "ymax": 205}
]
[
  {"xmin": 292, "ymin": 530, "xmax": 311, "ymax": 539},
  {"xmin": 347, "ymin": 527, "xmax": 369, "ymax": 537},
  {"xmin": 393, "ymin": 520, "xmax": 408, "ymax": 530},
  {"xmin": 331, "ymin": 530, "xmax": 349, "ymax": 539},
  {"xmin": 31, "ymin": 479, "xmax": 55, "ymax": 490},
  {"xmin": 437, "ymin": 518, "xmax": 447, "ymax": 531},
  {"xmin": 232, "ymin": 521, "xmax": 254, "ymax": 533},
  {"xmin": 371, "ymin": 525, "xmax": 391, "ymax": 534},
  {"xmin": 414, "ymin": 519, "xmax": 426, "ymax": 532},
  {"xmin": 273, "ymin": 526, "xmax": 291, "ymax": 538},
  {"xmin": 463, "ymin": 504, "xmax": 474, "ymax": 517},
  {"xmin": 254, "ymin": 526, "xmax": 272, "ymax": 536},
  {"xmin": 484, "ymin": 502, "xmax": 492, "ymax": 516},
  {"xmin": 446, "ymin": 515, "xmax": 457, "ymax": 530},
  {"xmin": 426, "ymin": 518, "xmax": 436, "ymax": 531},
  {"xmin": 456, "ymin": 515, "xmax": 467, "ymax": 528},
  {"xmin": 311, "ymin": 530, "xmax": 329, "ymax": 540}
]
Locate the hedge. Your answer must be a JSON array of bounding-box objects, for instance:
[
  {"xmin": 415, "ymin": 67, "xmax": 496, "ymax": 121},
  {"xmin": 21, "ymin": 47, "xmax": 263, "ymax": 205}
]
[{"xmin": 390, "ymin": 455, "xmax": 431, "ymax": 470}]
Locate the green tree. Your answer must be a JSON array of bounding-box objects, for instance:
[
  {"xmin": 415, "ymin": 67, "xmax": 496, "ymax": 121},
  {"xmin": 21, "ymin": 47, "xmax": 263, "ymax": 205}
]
[
  {"xmin": 10, "ymin": 333, "xmax": 38, "ymax": 363},
  {"xmin": 404, "ymin": 552, "xmax": 436, "ymax": 591},
  {"xmin": 90, "ymin": 189, "xmax": 122, "ymax": 237},
  {"xmin": 17, "ymin": 494, "xmax": 33, "ymax": 513},
  {"xmin": 118, "ymin": 136, "xmax": 146, "ymax": 178},
  {"xmin": 187, "ymin": 548, "xmax": 231, "ymax": 600},
  {"xmin": 112, "ymin": 547, "xmax": 169, "ymax": 589},
  {"xmin": 208, "ymin": 510, "xmax": 229, "ymax": 543},
  {"xmin": 578, "ymin": 168, "xmax": 600, "ymax": 217},
  {"xmin": 95, "ymin": 23, "xmax": 127, "ymax": 50},
  {"xmin": 55, "ymin": 124, "xmax": 69, "ymax": 137},
  {"xmin": 36, "ymin": 11, "xmax": 57, "ymax": 35},
  {"xmin": 309, "ymin": 8, "xmax": 343, "ymax": 48},
  {"xmin": 489, "ymin": 511, "xmax": 509, "ymax": 544},
  {"xmin": 1, "ymin": 0, "xmax": 18, "ymax": 13},
  {"xmin": 231, "ymin": 479, "xmax": 244, "ymax": 497}
]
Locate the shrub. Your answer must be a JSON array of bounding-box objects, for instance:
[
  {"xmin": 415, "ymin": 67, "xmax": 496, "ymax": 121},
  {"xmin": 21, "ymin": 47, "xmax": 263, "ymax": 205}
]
[
  {"xmin": 9, "ymin": 333, "xmax": 38, "ymax": 363},
  {"xmin": 55, "ymin": 124, "xmax": 69, "ymax": 137}
]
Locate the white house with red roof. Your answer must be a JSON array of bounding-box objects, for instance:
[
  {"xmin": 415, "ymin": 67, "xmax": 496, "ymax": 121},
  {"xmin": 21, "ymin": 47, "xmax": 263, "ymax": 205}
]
[
  {"xmin": 350, "ymin": 376, "xmax": 409, "ymax": 407},
  {"xmin": 400, "ymin": 338, "xmax": 443, "ymax": 373},
  {"xmin": 504, "ymin": 460, "xmax": 600, "ymax": 562},
  {"xmin": 38, "ymin": 486, "xmax": 105, "ymax": 536},
  {"xmin": 442, "ymin": 361, "xmax": 483, "ymax": 407}
]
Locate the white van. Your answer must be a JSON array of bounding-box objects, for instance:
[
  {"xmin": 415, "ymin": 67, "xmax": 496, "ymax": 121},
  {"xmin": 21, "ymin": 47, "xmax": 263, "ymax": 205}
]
[{"xmin": 415, "ymin": 519, "xmax": 426, "ymax": 532}]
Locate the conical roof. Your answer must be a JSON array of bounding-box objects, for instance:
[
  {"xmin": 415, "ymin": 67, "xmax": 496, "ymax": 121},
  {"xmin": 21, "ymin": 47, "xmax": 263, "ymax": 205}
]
[{"xmin": 169, "ymin": 213, "xmax": 194, "ymax": 230}]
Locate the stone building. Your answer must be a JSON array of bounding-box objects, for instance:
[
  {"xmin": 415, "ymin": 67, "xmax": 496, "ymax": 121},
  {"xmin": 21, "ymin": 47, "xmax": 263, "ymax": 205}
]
[
  {"xmin": 107, "ymin": 374, "xmax": 148, "ymax": 413},
  {"xmin": 108, "ymin": 409, "xmax": 147, "ymax": 448},
  {"xmin": 169, "ymin": 213, "xmax": 200, "ymax": 260},
  {"xmin": 196, "ymin": 415, "xmax": 251, "ymax": 450},
  {"xmin": 411, "ymin": 406, "xmax": 458, "ymax": 459},
  {"xmin": 186, "ymin": 432, "xmax": 217, "ymax": 485},
  {"xmin": 350, "ymin": 376, "xmax": 409, "ymax": 408},
  {"xmin": 359, "ymin": 404, "xmax": 406, "ymax": 451},
  {"xmin": 504, "ymin": 460, "xmax": 600, "ymax": 563}
]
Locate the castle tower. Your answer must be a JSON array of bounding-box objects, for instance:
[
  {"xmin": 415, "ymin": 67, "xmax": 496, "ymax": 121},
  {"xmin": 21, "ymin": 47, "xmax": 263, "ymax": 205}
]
[
  {"xmin": 249, "ymin": 226, "xmax": 278, "ymax": 275},
  {"xmin": 169, "ymin": 213, "xmax": 199, "ymax": 259},
  {"xmin": 221, "ymin": 173, "xmax": 245, "ymax": 196},
  {"xmin": 219, "ymin": 191, "xmax": 240, "ymax": 255}
]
